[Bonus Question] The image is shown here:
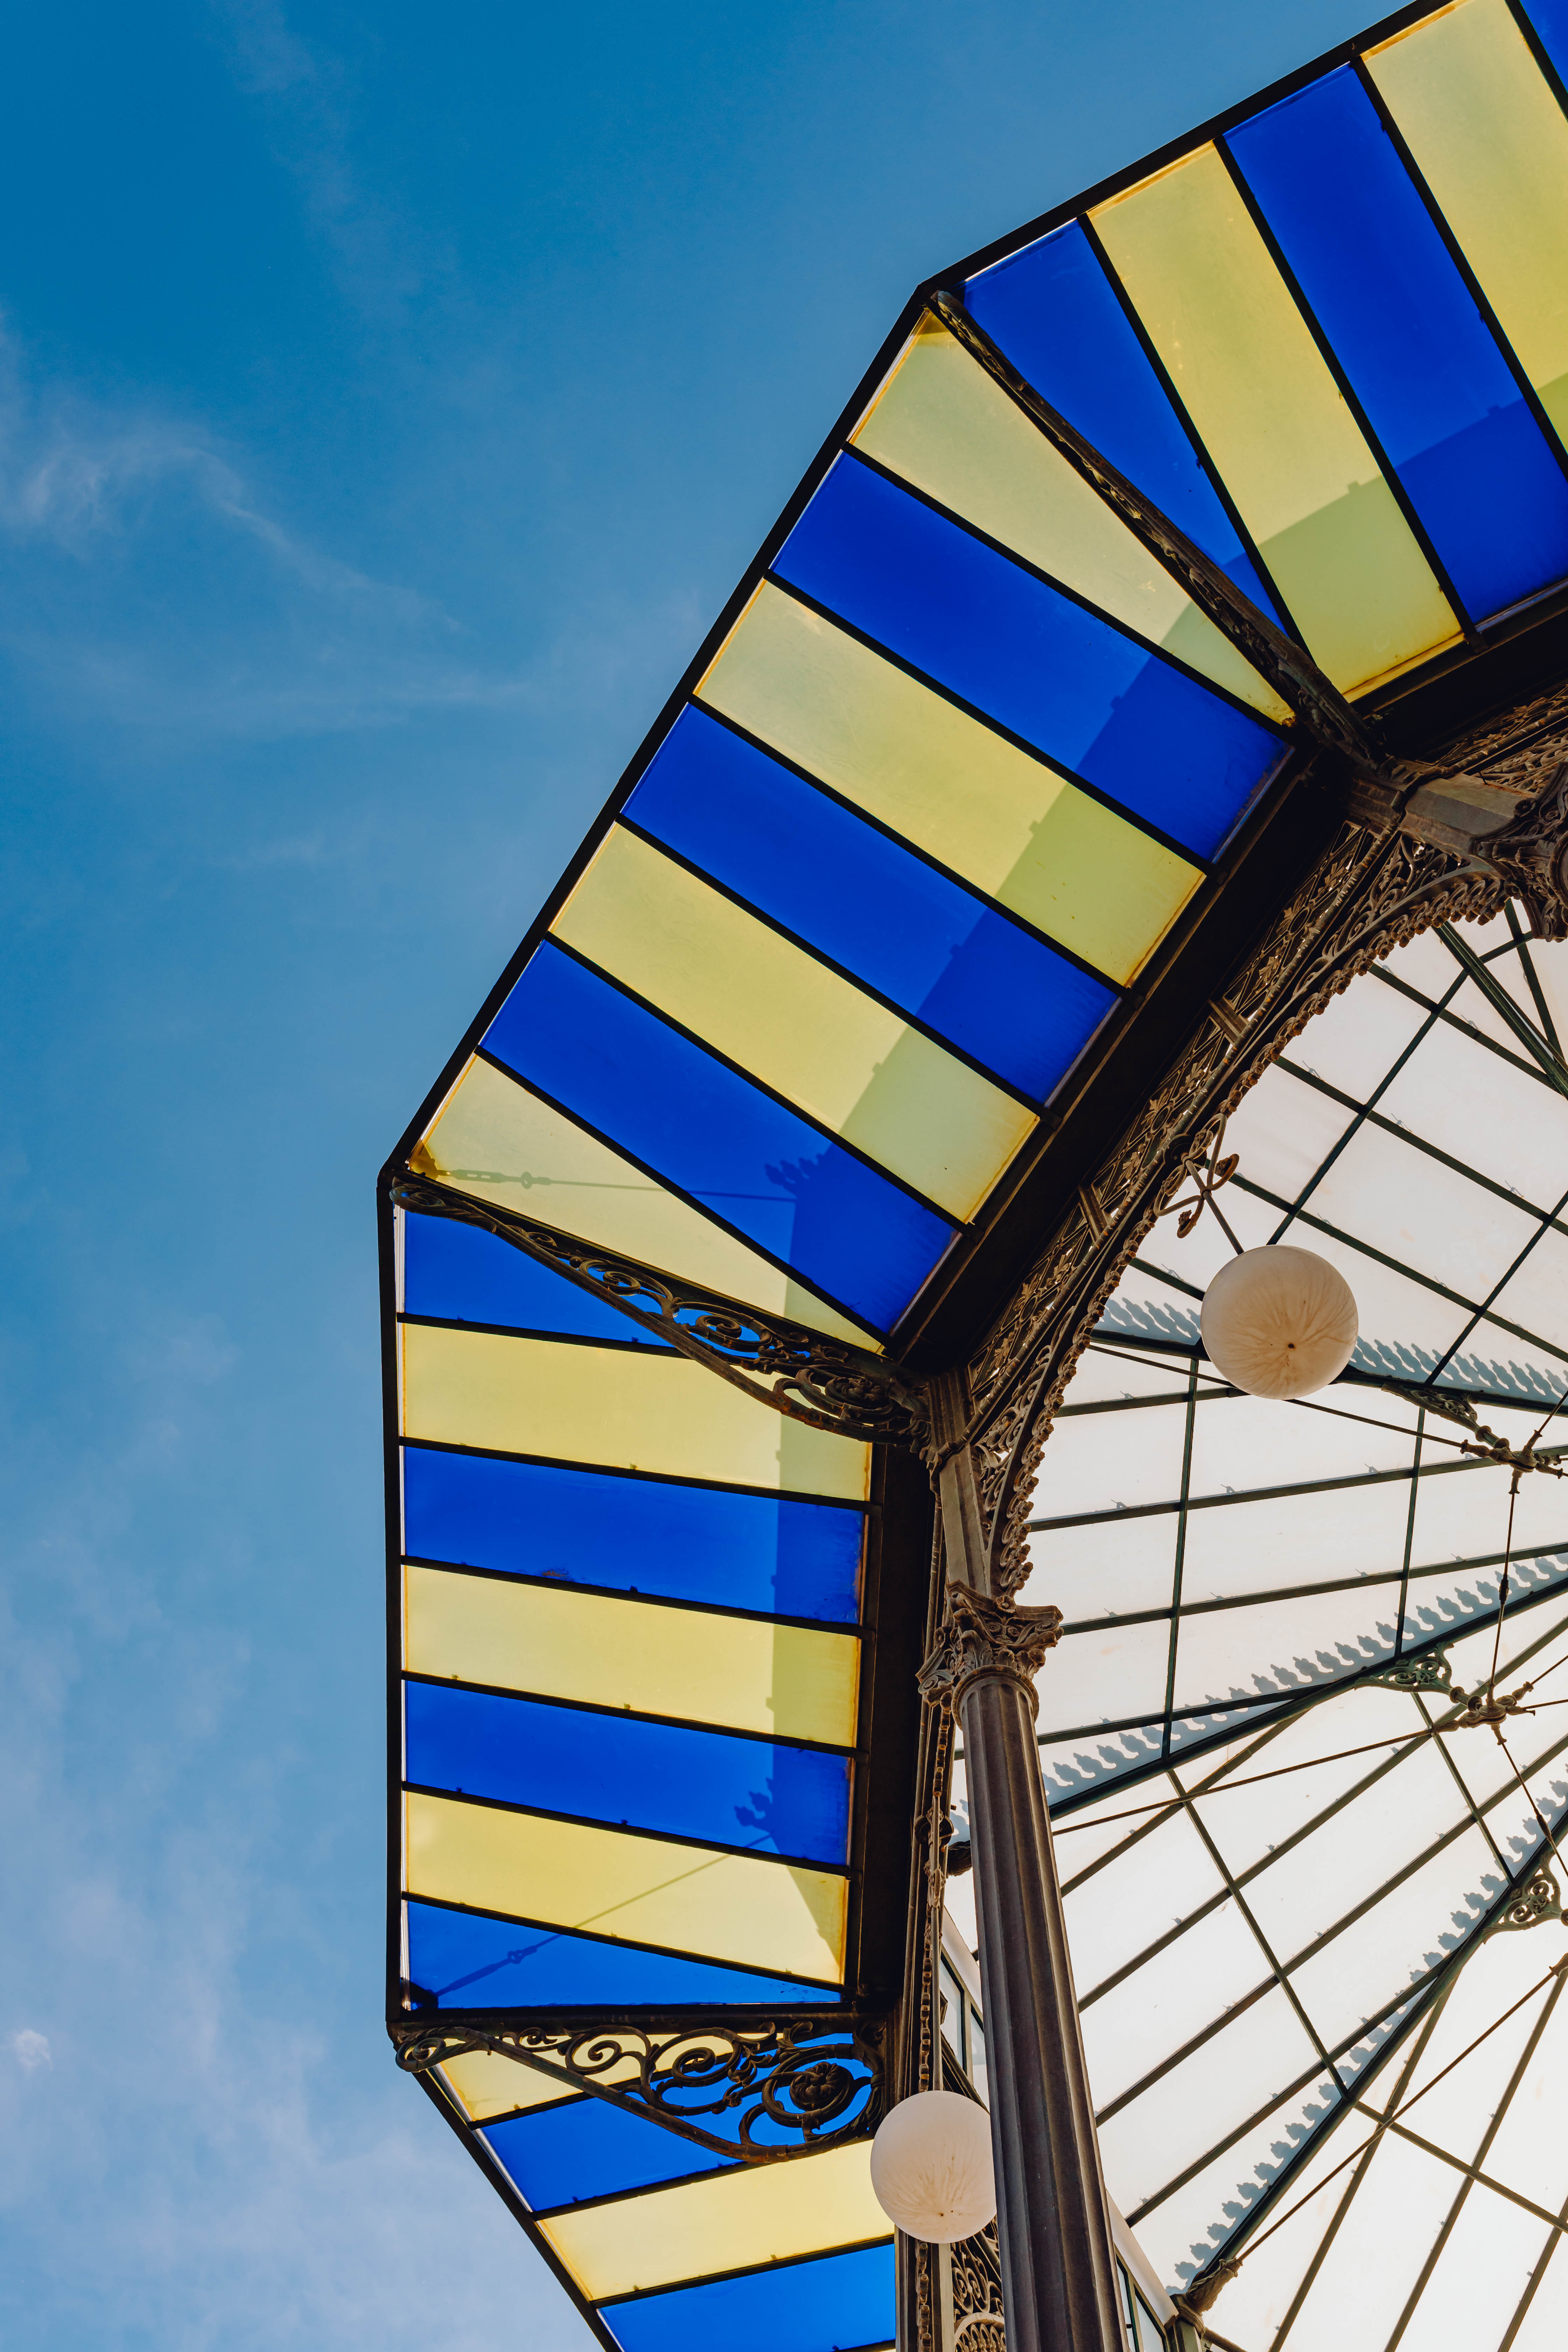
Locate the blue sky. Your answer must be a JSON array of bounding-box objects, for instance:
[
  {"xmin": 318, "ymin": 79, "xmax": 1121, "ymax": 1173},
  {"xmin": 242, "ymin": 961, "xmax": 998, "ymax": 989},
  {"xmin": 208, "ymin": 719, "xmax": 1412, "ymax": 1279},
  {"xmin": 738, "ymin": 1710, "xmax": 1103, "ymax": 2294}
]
[{"xmin": 0, "ymin": 4, "xmax": 1372, "ymax": 2344}]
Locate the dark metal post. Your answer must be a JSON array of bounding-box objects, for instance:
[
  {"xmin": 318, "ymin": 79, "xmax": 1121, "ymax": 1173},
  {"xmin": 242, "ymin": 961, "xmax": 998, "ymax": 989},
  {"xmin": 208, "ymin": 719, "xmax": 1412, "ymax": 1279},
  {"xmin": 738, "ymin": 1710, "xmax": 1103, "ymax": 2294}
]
[{"xmin": 919, "ymin": 1377, "xmax": 1123, "ymax": 2352}]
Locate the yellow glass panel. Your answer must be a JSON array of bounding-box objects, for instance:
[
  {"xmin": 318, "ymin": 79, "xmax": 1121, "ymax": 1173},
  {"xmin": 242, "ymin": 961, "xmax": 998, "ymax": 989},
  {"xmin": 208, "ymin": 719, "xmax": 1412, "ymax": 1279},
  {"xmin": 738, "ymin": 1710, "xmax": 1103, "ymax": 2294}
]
[
  {"xmin": 1092, "ymin": 147, "xmax": 1460, "ymax": 696},
  {"xmin": 1368, "ymin": 0, "xmax": 1568, "ymax": 446},
  {"xmin": 439, "ymin": 2050, "xmax": 580, "ymax": 2123},
  {"xmin": 699, "ymin": 583, "xmax": 1199, "ymax": 986},
  {"xmin": 854, "ymin": 316, "xmax": 1290, "ymax": 721},
  {"xmin": 400, "ymin": 1322, "xmax": 871, "ymax": 1503},
  {"xmin": 539, "ymin": 2140, "xmax": 887, "ymax": 2299},
  {"xmin": 405, "ymin": 1791, "xmax": 847, "ymax": 1981},
  {"xmin": 552, "ymin": 826, "xmax": 1034, "ymax": 1220},
  {"xmin": 404, "ymin": 1563, "xmax": 860, "ymax": 1746},
  {"xmin": 413, "ymin": 1056, "xmax": 880, "ymax": 1350}
]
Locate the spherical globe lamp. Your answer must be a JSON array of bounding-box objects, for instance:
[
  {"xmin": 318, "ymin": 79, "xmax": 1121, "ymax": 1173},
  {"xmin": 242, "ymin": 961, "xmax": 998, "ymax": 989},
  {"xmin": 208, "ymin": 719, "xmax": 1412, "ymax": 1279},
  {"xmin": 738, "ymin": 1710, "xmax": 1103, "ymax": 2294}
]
[
  {"xmin": 1200, "ymin": 1245, "xmax": 1358, "ymax": 1400},
  {"xmin": 869, "ymin": 2090, "xmax": 996, "ymax": 2244}
]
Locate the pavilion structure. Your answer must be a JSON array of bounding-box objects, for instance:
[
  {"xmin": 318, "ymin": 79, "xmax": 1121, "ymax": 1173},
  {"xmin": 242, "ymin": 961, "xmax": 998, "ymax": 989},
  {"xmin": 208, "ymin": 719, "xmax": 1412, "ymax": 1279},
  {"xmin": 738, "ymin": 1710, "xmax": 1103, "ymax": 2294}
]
[{"xmin": 379, "ymin": 6, "xmax": 1568, "ymax": 2344}]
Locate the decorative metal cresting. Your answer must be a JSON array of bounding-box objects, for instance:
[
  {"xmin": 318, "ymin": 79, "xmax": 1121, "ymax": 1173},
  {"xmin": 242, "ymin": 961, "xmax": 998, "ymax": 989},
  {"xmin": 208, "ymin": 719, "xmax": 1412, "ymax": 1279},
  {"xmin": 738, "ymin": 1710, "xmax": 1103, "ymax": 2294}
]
[
  {"xmin": 391, "ymin": 1169, "xmax": 926, "ymax": 1443},
  {"xmin": 392, "ymin": 2016, "xmax": 884, "ymax": 2164}
]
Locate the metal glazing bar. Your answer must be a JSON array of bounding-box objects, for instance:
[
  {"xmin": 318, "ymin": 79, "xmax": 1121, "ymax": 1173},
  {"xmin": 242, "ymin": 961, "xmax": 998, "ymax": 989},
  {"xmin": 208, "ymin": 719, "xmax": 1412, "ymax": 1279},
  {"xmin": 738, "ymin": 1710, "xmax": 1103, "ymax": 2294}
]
[
  {"xmin": 926, "ymin": 288, "xmax": 1375, "ymax": 771},
  {"xmin": 1438, "ymin": 923, "xmax": 1568, "ymax": 1098}
]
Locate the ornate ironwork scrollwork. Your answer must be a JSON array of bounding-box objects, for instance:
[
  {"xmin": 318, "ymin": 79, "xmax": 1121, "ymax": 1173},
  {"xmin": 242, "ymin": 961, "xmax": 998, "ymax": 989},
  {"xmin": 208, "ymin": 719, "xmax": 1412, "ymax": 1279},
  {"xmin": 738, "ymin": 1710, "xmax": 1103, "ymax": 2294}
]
[
  {"xmin": 1362, "ymin": 1649, "xmax": 1454, "ymax": 1695},
  {"xmin": 391, "ymin": 1169, "xmax": 925, "ymax": 1443},
  {"xmin": 390, "ymin": 2015, "xmax": 883, "ymax": 2164},
  {"xmin": 1488, "ymin": 1868, "xmax": 1563, "ymax": 1934},
  {"xmin": 949, "ymin": 2223, "xmax": 1008, "ymax": 2352}
]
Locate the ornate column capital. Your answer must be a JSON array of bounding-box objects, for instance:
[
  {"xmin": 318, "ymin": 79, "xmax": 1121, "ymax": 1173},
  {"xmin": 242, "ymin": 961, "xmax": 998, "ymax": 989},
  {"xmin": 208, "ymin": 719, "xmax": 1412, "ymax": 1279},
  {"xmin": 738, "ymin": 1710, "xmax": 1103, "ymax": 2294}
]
[{"xmin": 917, "ymin": 1582, "xmax": 1063, "ymax": 1720}]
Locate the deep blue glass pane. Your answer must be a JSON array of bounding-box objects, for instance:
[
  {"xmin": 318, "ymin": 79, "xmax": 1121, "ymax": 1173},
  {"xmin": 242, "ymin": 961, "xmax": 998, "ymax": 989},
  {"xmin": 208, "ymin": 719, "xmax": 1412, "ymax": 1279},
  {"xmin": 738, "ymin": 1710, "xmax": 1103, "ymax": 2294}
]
[
  {"xmin": 773, "ymin": 457, "xmax": 1282, "ymax": 859},
  {"xmin": 482, "ymin": 943, "xmax": 956, "ymax": 1332},
  {"xmin": 966, "ymin": 219, "xmax": 1282, "ymax": 618},
  {"xmin": 601, "ymin": 2244, "xmax": 897, "ymax": 2352},
  {"xmin": 402, "ymin": 1448, "xmax": 863, "ymax": 1621},
  {"xmin": 1229, "ymin": 67, "xmax": 1568, "ymax": 621},
  {"xmin": 1523, "ymin": 0, "xmax": 1568, "ymax": 87},
  {"xmin": 405, "ymin": 1682, "xmax": 852, "ymax": 1863},
  {"xmin": 406, "ymin": 1901, "xmax": 839, "ymax": 2007},
  {"xmin": 624, "ymin": 706, "xmax": 1115, "ymax": 1100},
  {"xmin": 403, "ymin": 1212, "xmax": 671, "ymax": 1344},
  {"xmin": 486, "ymin": 2098, "xmax": 733, "ymax": 2207}
]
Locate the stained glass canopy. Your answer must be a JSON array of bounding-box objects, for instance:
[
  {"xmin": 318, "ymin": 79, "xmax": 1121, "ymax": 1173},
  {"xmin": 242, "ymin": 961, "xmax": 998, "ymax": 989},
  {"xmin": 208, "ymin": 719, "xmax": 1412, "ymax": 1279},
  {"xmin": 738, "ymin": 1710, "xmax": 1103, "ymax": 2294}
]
[{"xmin": 379, "ymin": 6, "xmax": 1568, "ymax": 2348}]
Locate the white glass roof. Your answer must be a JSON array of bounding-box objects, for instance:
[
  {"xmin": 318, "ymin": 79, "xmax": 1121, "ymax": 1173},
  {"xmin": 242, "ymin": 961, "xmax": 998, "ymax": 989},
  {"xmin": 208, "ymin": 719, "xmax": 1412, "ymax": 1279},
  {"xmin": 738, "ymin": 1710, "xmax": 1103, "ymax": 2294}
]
[{"xmin": 976, "ymin": 909, "xmax": 1568, "ymax": 2347}]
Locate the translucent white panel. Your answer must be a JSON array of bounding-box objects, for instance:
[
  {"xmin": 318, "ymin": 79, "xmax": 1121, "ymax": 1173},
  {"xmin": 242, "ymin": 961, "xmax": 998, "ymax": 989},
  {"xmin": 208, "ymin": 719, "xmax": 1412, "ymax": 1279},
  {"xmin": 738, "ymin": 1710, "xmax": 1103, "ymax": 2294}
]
[
  {"xmin": 1031, "ymin": 1401, "xmax": 1190, "ymax": 1519},
  {"xmin": 1062, "ymin": 1808, "xmax": 1224, "ymax": 1997},
  {"xmin": 1237, "ymin": 1737, "xmax": 1466, "ymax": 1964},
  {"xmin": 1522, "ymin": 936, "xmax": 1568, "ymax": 1051},
  {"xmin": 1035, "ymin": 1616, "xmax": 1175, "ymax": 1735},
  {"xmin": 1040, "ymin": 1718, "xmax": 1167, "ymax": 1802},
  {"xmin": 1402, "ymin": 1556, "xmax": 1568, "ymax": 1654},
  {"xmin": 1447, "ymin": 972, "xmax": 1555, "ymax": 1068},
  {"xmin": 1189, "ymin": 1386, "xmax": 1419, "ymax": 1497},
  {"xmin": 1058, "ymin": 1342, "xmax": 1194, "ymax": 1404},
  {"xmin": 1437, "ymin": 1593, "xmax": 1568, "ymax": 1696},
  {"xmin": 1185, "ymin": 1688, "xmax": 1423, "ymax": 1881},
  {"xmin": 1378, "ymin": 1018, "xmax": 1568, "ymax": 1212},
  {"xmin": 1505, "ymin": 2227, "xmax": 1568, "ymax": 2352},
  {"xmin": 1441, "ymin": 1317, "xmax": 1568, "ymax": 1401},
  {"xmin": 1097, "ymin": 1986, "xmax": 1321, "ymax": 2218},
  {"xmin": 1306, "ymin": 1124, "xmax": 1538, "ymax": 1301},
  {"xmin": 1288, "ymin": 1829, "xmax": 1500, "ymax": 2049},
  {"xmin": 1400, "ymin": 2182, "xmax": 1552, "ymax": 2352},
  {"xmin": 1386, "ymin": 1943, "xmax": 1555, "ymax": 2163},
  {"xmin": 1283, "ymin": 974, "xmax": 1431, "ymax": 1100},
  {"xmin": 1049, "ymin": 1778, "xmax": 1178, "ymax": 1878},
  {"xmin": 1198, "ymin": 2101, "xmax": 1362, "ymax": 2348},
  {"xmin": 1096, "ymin": 1270, "xmax": 1204, "ymax": 1356},
  {"xmin": 1127, "ymin": 2071, "xmax": 1342, "ymax": 2302},
  {"xmin": 1133, "ymin": 1184, "xmax": 1280, "ymax": 1291},
  {"xmin": 1018, "ymin": 1510, "xmax": 1178, "ymax": 1625},
  {"xmin": 1488, "ymin": 1225, "xmax": 1568, "ymax": 1357},
  {"xmin": 1178, "ymin": 1480, "xmax": 1414, "ymax": 1605},
  {"xmin": 1409, "ymin": 1451, "xmax": 1568, "ymax": 1574},
  {"xmin": 1169, "ymin": 1586, "xmax": 1402, "ymax": 1714},
  {"xmin": 1265, "ymin": 2130, "xmax": 1460, "ymax": 2352},
  {"xmin": 1278, "ymin": 1218, "xmax": 1475, "ymax": 1371},
  {"xmin": 1221, "ymin": 1061, "xmax": 1360, "ymax": 1208},
  {"xmin": 1380, "ymin": 924, "xmax": 1470, "ymax": 1003},
  {"xmin": 1079, "ymin": 1898, "xmax": 1271, "ymax": 2110}
]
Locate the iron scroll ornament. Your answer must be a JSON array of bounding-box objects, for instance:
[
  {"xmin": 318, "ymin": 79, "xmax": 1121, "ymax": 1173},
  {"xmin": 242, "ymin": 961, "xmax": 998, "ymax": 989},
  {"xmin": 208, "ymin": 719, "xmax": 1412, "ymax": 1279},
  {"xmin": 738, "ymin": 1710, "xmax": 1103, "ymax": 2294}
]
[
  {"xmin": 391, "ymin": 1168, "xmax": 926, "ymax": 1444},
  {"xmin": 391, "ymin": 2015, "xmax": 883, "ymax": 2165}
]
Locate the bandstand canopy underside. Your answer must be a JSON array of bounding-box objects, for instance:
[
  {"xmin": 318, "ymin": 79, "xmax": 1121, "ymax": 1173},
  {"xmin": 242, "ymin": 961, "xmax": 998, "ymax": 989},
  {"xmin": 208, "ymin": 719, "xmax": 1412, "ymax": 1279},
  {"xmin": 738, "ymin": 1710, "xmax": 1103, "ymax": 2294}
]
[{"xmin": 380, "ymin": 7, "xmax": 1568, "ymax": 2346}]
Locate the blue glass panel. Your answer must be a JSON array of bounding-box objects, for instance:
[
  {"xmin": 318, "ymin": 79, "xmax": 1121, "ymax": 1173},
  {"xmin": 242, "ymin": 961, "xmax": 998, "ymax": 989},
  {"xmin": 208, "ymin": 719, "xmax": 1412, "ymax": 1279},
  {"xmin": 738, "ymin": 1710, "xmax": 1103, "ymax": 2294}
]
[
  {"xmin": 772, "ymin": 457, "xmax": 1282, "ymax": 859},
  {"xmin": 485, "ymin": 2098, "xmax": 734, "ymax": 2208},
  {"xmin": 406, "ymin": 1901, "xmax": 839, "ymax": 2007},
  {"xmin": 1229, "ymin": 66, "xmax": 1568, "ymax": 622},
  {"xmin": 601, "ymin": 2243, "xmax": 897, "ymax": 2352},
  {"xmin": 624, "ymin": 705, "xmax": 1115, "ymax": 1100},
  {"xmin": 403, "ymin": 1212, "xmax": 671, "ymax": 1344},
  {"xmin": 402, "ymin": 1448, "xmax": 863, "ymax": 1622},
  {"xmin": 405, "ymin": 1683, "xmax": 852, "ymax": 1863},
  {"xmin": 482, "ymin": 943, "xmax": 957, "ymax": 1332},
  {"xmin": 1524, "ymin": 0, "xmax": 1568, "ymax": 86},
  {"xmin": 966, "ymin": 219, "xmax": 1282, "ymax": 617}
]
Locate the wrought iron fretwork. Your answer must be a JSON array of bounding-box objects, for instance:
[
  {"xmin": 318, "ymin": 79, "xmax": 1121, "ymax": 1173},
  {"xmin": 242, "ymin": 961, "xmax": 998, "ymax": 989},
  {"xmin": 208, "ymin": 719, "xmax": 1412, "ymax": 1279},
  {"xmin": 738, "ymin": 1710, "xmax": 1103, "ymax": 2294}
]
[
  {"xmin": 1487, "ymin": 1868, "xmax": 1563, "ymax": 1934},
  {"xmin": 392, "ymin": 1168, "xmax": 926, "ymax": 1443},
  {"xmin": 391, "ymin": 2014, "xmax": 884, "ymax": 2164},
  {"xmin": 948, "ymin": 2224, "xmax": 1008, "ymax": 2352}
]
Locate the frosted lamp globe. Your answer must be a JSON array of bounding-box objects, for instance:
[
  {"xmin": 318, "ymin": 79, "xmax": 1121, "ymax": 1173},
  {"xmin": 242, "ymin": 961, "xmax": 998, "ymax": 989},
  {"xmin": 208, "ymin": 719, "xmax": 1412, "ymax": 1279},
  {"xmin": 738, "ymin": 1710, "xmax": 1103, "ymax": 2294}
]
[
  {"xmin": 1200, "ymin": 1245, "xmax": 1358, "ymax": 1400},
  {"xmin": 869, "ymin": 2090, "xmax": 996, "ymax": 2244}
]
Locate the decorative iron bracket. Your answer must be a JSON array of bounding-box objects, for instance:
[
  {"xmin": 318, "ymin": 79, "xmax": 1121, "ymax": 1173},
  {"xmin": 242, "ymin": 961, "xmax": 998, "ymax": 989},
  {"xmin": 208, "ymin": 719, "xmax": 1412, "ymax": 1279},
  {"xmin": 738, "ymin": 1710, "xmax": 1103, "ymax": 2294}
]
[
  {"xmin": 1362, "ymin": 1649, "xmax": 1454, "ymax": 1695},
  {"xmin": 1485, "ymin": 1868, "xmax": 1563, "ymax": 1934},
  {"xmin": 1349, "ymin": 759, "xmax": 1568, "ymax": 942},
  {"xmin": 391, "ymin": 1169, "xmax": 926, "ymax": 1444},
  {"xmin": 390, "ymin": 2014, "xmax": 884, "ymax": 2164}
]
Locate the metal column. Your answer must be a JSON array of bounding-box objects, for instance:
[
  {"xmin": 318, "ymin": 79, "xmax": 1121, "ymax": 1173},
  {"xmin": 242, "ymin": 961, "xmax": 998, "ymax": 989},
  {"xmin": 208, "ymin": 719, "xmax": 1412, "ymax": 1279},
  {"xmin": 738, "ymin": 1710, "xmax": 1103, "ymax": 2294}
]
[{"xmin": 919, "ymin": 1376, "xmax": 1123, "ymax": 2352}]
